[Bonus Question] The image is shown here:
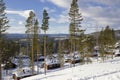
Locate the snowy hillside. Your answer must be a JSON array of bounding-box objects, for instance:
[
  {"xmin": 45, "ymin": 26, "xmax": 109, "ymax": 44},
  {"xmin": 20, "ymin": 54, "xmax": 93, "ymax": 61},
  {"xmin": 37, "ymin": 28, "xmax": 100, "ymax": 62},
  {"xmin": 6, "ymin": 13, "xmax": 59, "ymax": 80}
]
[{"xmin": 20, "ymin": 57, "xmax": 120, "ymax": 80}]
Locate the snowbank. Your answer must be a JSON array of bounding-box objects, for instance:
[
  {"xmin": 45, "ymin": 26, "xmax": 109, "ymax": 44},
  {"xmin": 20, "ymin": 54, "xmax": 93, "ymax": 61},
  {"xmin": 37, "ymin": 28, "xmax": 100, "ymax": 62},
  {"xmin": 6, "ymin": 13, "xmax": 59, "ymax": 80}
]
[{"xmin": 21, "ymin": 57, "xmax": 120, "ymax": 80}]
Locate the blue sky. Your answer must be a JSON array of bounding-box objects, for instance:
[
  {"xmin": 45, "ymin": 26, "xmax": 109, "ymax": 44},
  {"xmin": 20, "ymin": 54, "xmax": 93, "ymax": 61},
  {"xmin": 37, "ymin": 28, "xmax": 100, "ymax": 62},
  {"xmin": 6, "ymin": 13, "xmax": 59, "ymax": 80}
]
[{"xmin": 4, "ymin": 0, "xmax": 120, "ymax": 34}]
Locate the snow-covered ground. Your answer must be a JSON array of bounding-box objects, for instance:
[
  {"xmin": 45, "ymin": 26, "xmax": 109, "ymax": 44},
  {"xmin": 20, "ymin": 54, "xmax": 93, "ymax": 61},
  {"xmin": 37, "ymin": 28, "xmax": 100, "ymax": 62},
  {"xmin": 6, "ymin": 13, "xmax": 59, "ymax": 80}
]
[
  {"xmin": 19, "ymin": 57, "xmax": 120, "ymax": 80},
  {"xmin": 2, "ymin": 56, "xmax": 120, "ymax": 80}
]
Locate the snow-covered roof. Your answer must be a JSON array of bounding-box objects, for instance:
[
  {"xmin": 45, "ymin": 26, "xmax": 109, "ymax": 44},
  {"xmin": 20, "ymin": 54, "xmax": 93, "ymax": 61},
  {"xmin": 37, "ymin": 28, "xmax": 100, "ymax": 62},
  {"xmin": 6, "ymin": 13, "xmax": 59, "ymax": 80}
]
[
  {"xmin": 114, "ymin": 49, "xmax": 120, "ymax": 55},
  {"xmin": 46, "ymin": 58, "xmax": 59, "ymax": 65},
  {"xmin": 94, "ymin": 46, "xmax": 100, "ymax": 50}
]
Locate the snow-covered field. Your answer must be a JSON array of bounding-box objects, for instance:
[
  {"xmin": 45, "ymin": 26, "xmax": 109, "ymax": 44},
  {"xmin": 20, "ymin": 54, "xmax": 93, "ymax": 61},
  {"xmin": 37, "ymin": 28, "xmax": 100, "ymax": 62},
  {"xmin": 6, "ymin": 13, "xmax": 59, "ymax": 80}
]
[
  {"xmin": 19, "ymin": 57, "xmax": 120, "ymax": 80},
  {"xmin": 2, "ymin": 56, "xmax": 120, "ymax": 80}
]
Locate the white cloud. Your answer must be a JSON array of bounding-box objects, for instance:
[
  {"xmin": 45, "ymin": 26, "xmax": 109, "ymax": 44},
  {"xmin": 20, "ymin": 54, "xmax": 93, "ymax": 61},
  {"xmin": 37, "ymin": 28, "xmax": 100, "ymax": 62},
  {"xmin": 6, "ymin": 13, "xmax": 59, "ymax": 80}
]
[
  {"xmin": 50, "ymin": 14, "xmax": 69, "ymax": 24},
  {"xmin": 48, "ymin": 0, "xmax": 120, "ymax": 32},
  {"xmin": 6, "ymin": 10, "xmax": 34, "ymax": 18},
  {"xmin": 57, "ymin": 15, "xmax": 69, "ymax": 23},
  {"xmin": 43, "ymin": 7, "xmax": 56, "ymax": 13},
  {"xmin": 6, "ymin": 0, "xmax": 120, "ymax": 34},
  {"xmin": 9, "ymin": 18, "xmax": 15, "ymax": 22},
  {"xmin": 6, "ymin": 26, "xmax": 26, "ymax": 33},
  {"xmin": 49, "ymin": 17, "xmax": 56, "ymax": 22},
  {"xmin": 76, "ymin": 0, "xmax": 120, "ymax": 30},
  {"xmin": 41, "ymin": 25, "xmax": 69, "ymax": 34},
  {"xmin": 48, "ymin": 0, "xmax": 72, "ymax": 8},
  {"xmin": 18, "ymin": 21, "xmax": 24, "ymax": 25},
  {"xmin": 90, "ymin": 0, "xmax": 120, "ymax": 6}
]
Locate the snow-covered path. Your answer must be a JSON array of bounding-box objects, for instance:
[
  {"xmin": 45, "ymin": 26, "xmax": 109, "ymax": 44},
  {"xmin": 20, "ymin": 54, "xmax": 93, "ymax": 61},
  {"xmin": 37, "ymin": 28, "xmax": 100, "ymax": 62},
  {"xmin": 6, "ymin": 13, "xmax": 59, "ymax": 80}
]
[{"xmin": 21, "ymin": 57, "xmax": 120, "ymax": 80}]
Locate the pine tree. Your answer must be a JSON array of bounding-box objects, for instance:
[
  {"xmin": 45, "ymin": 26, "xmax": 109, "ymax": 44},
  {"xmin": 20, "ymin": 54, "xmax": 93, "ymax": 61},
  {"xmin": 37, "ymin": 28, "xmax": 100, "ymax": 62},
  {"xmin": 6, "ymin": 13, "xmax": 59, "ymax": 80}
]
[
  {"xmin": 0, "ymin": 0, "xmax": 9, "ymax": 79},
  {"xmin": 98, "ymin": 29, "xmax": 105, "ymax": 61},
  {"xmin": 25, "ymin": 11, "xmax": 35, "ymax": 75},
  {"xmin": 98, "ymin": 25, "xmax": 115, "ymax": 61},
  {"xmin": 33, "ymin": 19, "xmax": 40, "ymax": 74},
  {"xmin": 33, "ymin": 19, "xmax": 39, "ymax": 60},
  {"xmin": 69, "ymin": 0, "xmax": 83, "ymax": 66},
  {"xmin": 82, "ymin": 35, "xmax": 94, "ymax": 64},
  {"xmin": 58, "ymin": 40, "xmax": 64, "ymax": 67},
  {"xmin": 41, "ymin": 9, "xmax": 49, "ymax": 75},
  {"xmin": 25, "ymin": 11, "xmax": 40, "ymax": 75},
  {"xmin": 0, "ymin": 0, "xmax": 9, "ymax": 34}
]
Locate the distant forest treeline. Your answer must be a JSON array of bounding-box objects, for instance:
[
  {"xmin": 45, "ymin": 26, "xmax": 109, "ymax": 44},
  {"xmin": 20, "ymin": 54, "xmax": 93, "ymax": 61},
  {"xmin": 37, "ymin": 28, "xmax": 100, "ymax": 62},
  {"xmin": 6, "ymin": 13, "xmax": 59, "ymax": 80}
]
[{"xmin": 5, "ymin": 29, "xmax": 120, "ymax": 40}]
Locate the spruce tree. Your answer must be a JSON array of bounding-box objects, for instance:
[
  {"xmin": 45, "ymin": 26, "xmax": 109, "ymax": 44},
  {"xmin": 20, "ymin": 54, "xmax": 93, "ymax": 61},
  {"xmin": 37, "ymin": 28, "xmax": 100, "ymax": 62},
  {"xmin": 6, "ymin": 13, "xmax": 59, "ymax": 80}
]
[
  {"xmin": 69, "ymin": 0, "xmax": 83, "ymax": 66},
  {"xmin": 41, "ymin": 9, "xmax": 49, "ymax": 75},
  {"xmin": 0, "ymin": 0, "xmax": 9, "ymax": 79}
]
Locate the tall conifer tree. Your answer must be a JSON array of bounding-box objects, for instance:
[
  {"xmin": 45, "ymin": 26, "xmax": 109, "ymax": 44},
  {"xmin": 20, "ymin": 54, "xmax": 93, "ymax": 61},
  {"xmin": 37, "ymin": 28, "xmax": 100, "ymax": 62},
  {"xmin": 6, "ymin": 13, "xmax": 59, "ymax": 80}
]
[
  {"xmin": 98, "ymin": 26, "xmax": 115, "ymax": 61},
  {"xmin": 0, "ymin": 0, "xmax": 9, "ymax": 79},
  {"xmin": 41, "ymin": 9, "xmax": 49, "ymax": 75},
  {"xmin": 25, "ymin": 11, "xmax": 35, "ymax": 75},
  {"xmin": 25, "ymin": 11, "xmax": 40, "ymax": 75},
  {"xmin": 69, "ymin": 0, "xmax": 83, "ymax": 66}
]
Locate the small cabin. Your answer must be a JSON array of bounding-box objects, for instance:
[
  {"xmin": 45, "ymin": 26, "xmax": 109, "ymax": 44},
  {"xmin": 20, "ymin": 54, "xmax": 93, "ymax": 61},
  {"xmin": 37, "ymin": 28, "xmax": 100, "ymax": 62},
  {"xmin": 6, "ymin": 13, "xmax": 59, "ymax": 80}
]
[
  {"xmin": 92, "ymin": 46, "xmax": 100, "ymax": 57},
  {"xmin": 114, "ymin": 49, "xmax": 120, "ymax": 56},
  {"xmin": 71, "ymin": 52, "xmax": 81, "ymax": 64},
  {"xmin": 38, "ymin": 56, "xmax": 45, "ymax": 62},
  {"xmin": 13, "ymin": 55, "xmax": 30, "ymax": 67},
  {"xmin": 64, "ymin": 54, "xmax": 72, "ymax": 63},
  {"xmin": 114, "ymin": 42, "xmax": 120, "ymax": 56},
  {"xmin": 64, "ymin": 52, "xmax": 81, "ymax": 64},
  {"xmin": 12, "ymin": 68, "xmax": 33, "ymax": 80},
  {"xmin": 45, "ymin": 55, "xmax": 61, "ymax": 70}
]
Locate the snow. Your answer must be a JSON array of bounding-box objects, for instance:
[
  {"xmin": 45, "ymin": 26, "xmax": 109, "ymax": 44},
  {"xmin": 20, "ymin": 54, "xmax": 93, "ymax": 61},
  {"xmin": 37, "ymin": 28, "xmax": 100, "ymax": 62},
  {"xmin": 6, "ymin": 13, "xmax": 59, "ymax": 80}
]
[
  {"xmin": 20, "ymin": 57, "xmax": 120, "ymax": 80},
  {"xmin": 46, "ymin": 57, "xmax": 60, "ymax": 65},
  {"xmin": 114, "ymin": 49, "xmax": 120, "ymax": 55},
  {"xmin": 13, "ymin": 58, "xmax": 30, "ymax": 66}
]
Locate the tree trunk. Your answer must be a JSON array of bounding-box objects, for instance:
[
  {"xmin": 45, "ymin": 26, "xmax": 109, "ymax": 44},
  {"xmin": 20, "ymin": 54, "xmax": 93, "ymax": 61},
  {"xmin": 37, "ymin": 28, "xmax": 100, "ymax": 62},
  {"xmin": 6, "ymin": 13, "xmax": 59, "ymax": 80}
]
[
  {"xmin": 31, "ymin": 37, "xmax": 34, "ymax": 75},
  {"xmin": 44, "ymin": 31, "xmax": 47, "ymax": 75},
  {"xmin": 0, "ymin": 61, "xmax": 2, "ymax": 80},
  {"xmin": 0, "ymin": 39, "xmax": 2, "ymax": 80},
  {"xmin": 70, "ymin": 36, "xmax": 73, "ymax": 67}
]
